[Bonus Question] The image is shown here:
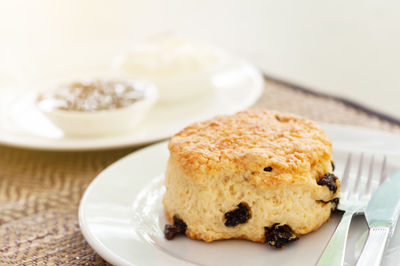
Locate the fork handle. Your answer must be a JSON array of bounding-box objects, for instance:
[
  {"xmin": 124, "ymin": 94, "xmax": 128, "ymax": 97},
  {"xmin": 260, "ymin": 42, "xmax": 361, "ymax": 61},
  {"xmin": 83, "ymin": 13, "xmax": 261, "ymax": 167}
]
[
  {"xmin": 317, "ymin": 211, "xmax": 354, "ymax": 266},
  {"xmin": 356, "ymin": 226, "xmax": 390, "ymax": 266}
]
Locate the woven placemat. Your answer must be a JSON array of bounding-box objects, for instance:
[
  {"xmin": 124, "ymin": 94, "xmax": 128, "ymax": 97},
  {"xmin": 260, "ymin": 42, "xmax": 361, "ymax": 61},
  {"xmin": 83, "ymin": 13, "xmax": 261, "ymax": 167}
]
[{"xmin": 0, "ymin": 76, "xmax": 399, "ymax": 265}]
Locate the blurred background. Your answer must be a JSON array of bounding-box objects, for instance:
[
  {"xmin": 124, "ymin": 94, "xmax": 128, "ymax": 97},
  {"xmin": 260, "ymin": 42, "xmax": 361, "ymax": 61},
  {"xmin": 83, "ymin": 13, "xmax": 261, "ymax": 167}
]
[
  {"xmin": 1, "ymin": 0, "xmax": 399, "ymax": 119},
  {"xmin": 2, "ymin": 2, "xmax": 400, "ymax": 264}
]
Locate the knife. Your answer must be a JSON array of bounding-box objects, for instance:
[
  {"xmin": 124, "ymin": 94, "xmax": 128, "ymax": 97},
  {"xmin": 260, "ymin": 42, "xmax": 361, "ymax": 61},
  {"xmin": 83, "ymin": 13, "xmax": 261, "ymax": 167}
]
[{"xmin": 356, "ymin": 170, "xmax": 400, "ymax": 266}]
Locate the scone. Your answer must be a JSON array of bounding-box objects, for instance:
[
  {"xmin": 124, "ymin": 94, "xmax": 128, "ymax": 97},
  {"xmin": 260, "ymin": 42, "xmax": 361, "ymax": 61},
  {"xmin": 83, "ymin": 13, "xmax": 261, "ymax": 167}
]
[{"xmin": 163, "ymin": 108, "xmax": 340, "ymax": 248}]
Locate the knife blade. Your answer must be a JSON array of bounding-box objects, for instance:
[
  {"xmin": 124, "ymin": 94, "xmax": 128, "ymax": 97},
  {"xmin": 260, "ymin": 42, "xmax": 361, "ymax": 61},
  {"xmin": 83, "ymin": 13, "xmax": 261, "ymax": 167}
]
[{"xmin": 356, "ymin": 170, "xmax": 400, "ymax": 266}]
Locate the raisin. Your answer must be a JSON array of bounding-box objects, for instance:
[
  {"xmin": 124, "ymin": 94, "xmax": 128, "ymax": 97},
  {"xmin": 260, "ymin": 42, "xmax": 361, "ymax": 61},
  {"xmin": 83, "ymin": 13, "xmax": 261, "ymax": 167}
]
[
  {"xmin": 164, "ymin": 224, "xmax": 179, "ymax": 240},
  {"xmin": 331, "ymin": 161, "xmax": 335, "ymax": 171},
  {"xmin": 263, "ymin": 167, "xmax": 273, "ymax": 172},
  {"xmin": 265, "ymin": 223, "xmax": 298, "ymax": 248},
  {"xmin": 164, "ymin": 215, "xmax": 187, "ymax": 240},
  {"xmin": 224, "ymin": 203, "xmax": 251, "ymax": 227},
  {"xmin": 173, "ymin": 215, "xmax": 187, "ymax": 231},
  {"xmin": 318, "ymin": 197, "xmax": 340, "ymax": 212},
  {"xmin": 330, "ymin": 198, "xmax": 339, "ymax": 212},
  {"xmin": 317, "ymin": 173, "xmax": 338, "ymax": 193}
]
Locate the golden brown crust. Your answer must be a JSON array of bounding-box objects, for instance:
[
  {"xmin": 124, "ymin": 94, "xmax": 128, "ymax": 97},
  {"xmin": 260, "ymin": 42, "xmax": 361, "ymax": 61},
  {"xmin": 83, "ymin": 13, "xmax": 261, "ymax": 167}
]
[{"xmin": 168, "ymin": 108, "xmax": 332, "ymax": 187}]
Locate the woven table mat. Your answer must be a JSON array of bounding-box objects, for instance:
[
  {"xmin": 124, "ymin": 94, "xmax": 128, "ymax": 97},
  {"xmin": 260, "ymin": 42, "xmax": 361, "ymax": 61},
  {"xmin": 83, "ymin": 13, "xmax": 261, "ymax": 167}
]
[{"xmin": 0, "ymin": 76, "xmax": 399, "ymax": 265}]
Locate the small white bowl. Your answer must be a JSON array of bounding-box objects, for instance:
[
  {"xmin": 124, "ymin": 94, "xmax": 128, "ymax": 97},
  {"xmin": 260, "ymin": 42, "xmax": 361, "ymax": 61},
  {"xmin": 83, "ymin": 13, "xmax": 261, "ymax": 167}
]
[
  {"xmin": 137, "ymin": 60, "xmax": 225, "ymax": 103},
  {"xmin": 115, "ymin": 37, "xmax": 229, "ymax": 103},
  {"xmin": 36, "ymin": 79, "xmax": 158, "ymax": 137}
]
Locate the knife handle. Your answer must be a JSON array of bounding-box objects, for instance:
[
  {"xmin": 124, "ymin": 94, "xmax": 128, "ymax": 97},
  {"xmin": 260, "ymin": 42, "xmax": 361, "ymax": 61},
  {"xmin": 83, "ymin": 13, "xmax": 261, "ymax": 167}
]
[
  {"xmin": 356, "ymin": 226, "xmax": 390, "ymax": 266},
  {"xmin": 317, "ymin": 211, "xmax": 354, "ymax": 266}
]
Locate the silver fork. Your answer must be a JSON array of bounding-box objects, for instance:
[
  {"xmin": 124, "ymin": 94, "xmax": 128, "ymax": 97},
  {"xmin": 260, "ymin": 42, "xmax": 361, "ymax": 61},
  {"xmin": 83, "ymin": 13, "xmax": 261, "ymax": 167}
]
[{"xmin": 317, "ymin": 153, "xmax": 387, "ymax": 266}]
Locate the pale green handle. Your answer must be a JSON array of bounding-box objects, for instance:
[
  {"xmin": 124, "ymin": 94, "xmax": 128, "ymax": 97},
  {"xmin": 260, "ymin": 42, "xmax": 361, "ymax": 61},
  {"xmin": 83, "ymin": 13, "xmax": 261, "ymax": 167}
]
[{"xmin": 317, "ymin": 211, "xmax": 355, "ymax": 266}]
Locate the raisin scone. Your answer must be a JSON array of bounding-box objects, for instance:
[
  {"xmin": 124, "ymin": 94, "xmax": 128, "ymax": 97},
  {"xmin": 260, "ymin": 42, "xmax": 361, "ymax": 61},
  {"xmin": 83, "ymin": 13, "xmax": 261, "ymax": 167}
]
[{"xmin": 163, "ymin": 108, "xmax": 340, "ymax": 248}]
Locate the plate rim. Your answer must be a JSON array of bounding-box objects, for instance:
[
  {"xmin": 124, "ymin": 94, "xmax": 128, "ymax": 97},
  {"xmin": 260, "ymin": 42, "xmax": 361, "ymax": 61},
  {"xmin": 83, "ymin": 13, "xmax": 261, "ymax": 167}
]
[
  {"xmin": 0, "ymin": 60, "xmax": 264, "ymax": 151},
  {"xmin": 79, "ymin": 141, "xmax": 178, "ymax": 266}
]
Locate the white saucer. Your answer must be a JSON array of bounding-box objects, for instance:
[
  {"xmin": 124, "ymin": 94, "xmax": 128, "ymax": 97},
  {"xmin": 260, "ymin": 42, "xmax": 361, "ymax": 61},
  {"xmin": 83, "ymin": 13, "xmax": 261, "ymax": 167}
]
[
  {"xmin": 0, "ymin": 60, "xmax": 263, "ymax": 150},
  {"xmin": 79, "ymin": 124, "xmax": 400, "ymax": 266}
]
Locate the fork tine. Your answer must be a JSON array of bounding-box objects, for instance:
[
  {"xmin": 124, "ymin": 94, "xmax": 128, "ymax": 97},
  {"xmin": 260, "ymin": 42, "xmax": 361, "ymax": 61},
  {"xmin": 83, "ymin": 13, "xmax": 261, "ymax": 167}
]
[
  {"xmin": 379, "ymin": 155, "xmax": 388, "ymax": 184},
  {"xmin": 353, "ymin": 153, "xmax": 364, "ymax": 195},
  {"xmin": 340, "ymin": 153, "xmax": 352, "ymax": 192},
  {"xmin": 365, "ymin": 155, "xmax": 374, "ymax": 194}
]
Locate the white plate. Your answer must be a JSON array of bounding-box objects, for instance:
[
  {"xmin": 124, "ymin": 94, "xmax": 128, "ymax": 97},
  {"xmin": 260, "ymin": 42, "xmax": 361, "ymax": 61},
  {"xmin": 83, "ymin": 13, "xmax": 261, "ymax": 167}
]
[
  {"xmin": 0, "ymin": 60, "xmax": 263, "ymax": 151},
  {"xmin": 79, "ymin": 124, "xmax": 400, "ymax": 266}
]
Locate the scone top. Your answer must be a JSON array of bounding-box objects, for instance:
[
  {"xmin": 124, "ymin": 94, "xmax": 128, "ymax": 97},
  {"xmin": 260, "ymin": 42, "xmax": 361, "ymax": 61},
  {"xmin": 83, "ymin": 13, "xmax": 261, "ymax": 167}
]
[{"xmin": 168, "ymin": 108, "xmax": 333, "ymax": 188}]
